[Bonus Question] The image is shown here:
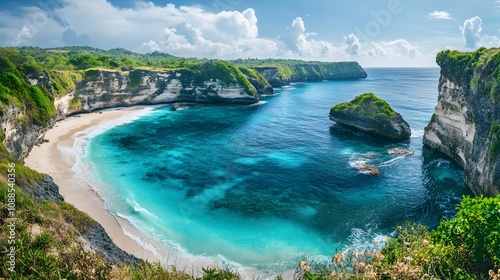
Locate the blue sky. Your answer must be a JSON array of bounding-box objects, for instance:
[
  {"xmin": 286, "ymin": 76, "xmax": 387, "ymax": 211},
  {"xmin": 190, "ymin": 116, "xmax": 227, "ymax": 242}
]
[{"xmin": 0, "ymin": 0, "xmax": 498, "ymax": 66}]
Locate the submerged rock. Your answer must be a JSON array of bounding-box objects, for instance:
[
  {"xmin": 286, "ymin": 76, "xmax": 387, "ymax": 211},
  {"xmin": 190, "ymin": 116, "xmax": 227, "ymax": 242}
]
[
  {"xmin": 354, "ymin": 163, "xmax": 380, "ymax": 176},
  {"xmin": 388, "ymin": 148, "xmax": 414, "ymax": 156},
  {"xmin": 329, "ymin": 93, "xmax": 411, "ymax": 140}
]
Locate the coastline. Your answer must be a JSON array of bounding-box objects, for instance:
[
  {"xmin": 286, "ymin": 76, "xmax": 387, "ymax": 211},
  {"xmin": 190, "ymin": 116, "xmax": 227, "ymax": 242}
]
[
  {"xmin": 24, "ymin": 106, "xmax": 161, "ymax": 263},
  {"xmin": 23, "ymin": 105, "xmax": 286, "ymax": 279}
]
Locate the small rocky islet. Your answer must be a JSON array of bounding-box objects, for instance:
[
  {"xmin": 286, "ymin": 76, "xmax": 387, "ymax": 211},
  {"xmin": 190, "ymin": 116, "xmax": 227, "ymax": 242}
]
[
  {"xmin": 329, "ymin": 92, "xmax": 412, "ymax": 175},
  {"xmin": 329, "ymin": 92, "xmax": 411, "ymax": 140}
]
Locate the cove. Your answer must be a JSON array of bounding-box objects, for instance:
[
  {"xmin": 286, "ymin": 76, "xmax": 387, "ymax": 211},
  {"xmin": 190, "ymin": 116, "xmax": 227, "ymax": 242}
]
[{"xmin": 81, "ymin": 68, "xmax": 472, "ymax": 274}]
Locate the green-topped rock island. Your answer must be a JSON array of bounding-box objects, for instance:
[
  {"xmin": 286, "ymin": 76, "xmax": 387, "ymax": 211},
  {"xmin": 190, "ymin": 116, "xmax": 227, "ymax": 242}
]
[{"xmin": 329, "ymin": 92, "xmax": 411, "ymax": 140}]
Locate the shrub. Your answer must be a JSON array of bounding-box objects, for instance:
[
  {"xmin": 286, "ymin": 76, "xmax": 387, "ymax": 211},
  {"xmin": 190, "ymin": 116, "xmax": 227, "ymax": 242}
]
[
  {"xmin": 490, "ymin": 123, "xmax": 500, "ymax": 160},
  {"xmin": 331, "ymin": 92, "xmax": 396, "ymax": 119},
  {"xmin": 433, "ymin": 195, "xmax": 500, "ymax": 271}
]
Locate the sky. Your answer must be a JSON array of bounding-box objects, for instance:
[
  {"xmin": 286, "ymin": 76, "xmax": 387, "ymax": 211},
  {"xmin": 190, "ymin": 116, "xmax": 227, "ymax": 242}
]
[{"xmin": 0, "ymin": 0, "xmax": 499, "ymax": 67}]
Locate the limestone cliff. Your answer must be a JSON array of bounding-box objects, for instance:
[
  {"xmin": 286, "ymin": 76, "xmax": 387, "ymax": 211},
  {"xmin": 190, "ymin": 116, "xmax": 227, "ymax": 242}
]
[
  {"xmin": 1, "ymin": 68, "xmax": 260, "ymax": 159},
  {"xmin": 72, "ymin": 68, "xmax": 259, "ymax": 113},
  {"xmin": 253, "ymin": 61, "xmax": 367, "ymax": 87},
  {"xmin": 423, "ymin": 48, "xmax": 500, "ymax": 196}
]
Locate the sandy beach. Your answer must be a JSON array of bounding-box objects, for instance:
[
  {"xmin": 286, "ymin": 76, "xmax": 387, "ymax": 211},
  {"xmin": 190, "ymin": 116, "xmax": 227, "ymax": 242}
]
[
  {"xmin": 24, "ymin": 106, "xmax": 161, "ymax": 263},
  {"xmin": 23, "ymin": 105, "xmax": 294, "ymax": 279}
]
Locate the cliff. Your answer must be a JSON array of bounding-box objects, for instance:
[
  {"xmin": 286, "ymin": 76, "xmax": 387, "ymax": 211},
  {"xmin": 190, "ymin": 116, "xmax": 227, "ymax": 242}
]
[
  {"xmin": 330, "ymin": 92, "xmax": 411, "ymax": 140},
  {"xmin": 0, "ymin": 54, "xmax": 261, "ymax": 159},
  {"xmin": 73, "ymin": 67, "xmax": 259, "ymax": 113},
  {"xmin": 423, "ymin": 48, "xmax": 500, "ymax": 196},
  {"xmin": 232, "ymin": 60, "xmax": 367, "ymax": 87}
]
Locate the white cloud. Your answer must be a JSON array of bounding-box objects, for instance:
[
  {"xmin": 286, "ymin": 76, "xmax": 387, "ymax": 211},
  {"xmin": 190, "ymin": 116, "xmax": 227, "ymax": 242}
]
[
  {"xmin": 460, "ymin": 16, "xmax": 483, "ymax": 49},
  {"xmin": 459, "ymin": 16, "xmax": 500, "ymax": 49},
  {"xmin": 279, "ymin": 17, "xmax": 339, "ymax": 58},
  {"xmin": 344, "ymin": 34, "xmax": 361, "ymax": 56},
  {"xmin": 0, "ymin": 0, "xmax": 436, "ymax": 66},
  {"xmin": 479, "ymin": 35, "xmax": 500, "ymax": 48},
  {"xmin": 140, "ymin": 40, "xmax": 160, "ymax": 52},
  {"xmin": 368, "ymin": 39, "xmax": 419, "ymax": 58},
  {"xmin": 429, "ymin": 11, "xmax": 452, "ymax": 20}
]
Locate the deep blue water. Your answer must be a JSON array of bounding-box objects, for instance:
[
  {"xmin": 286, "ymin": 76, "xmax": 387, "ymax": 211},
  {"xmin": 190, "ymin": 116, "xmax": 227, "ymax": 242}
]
[{"xmin": 84, "ymin": 68, "xmax": 472, "ymax": 273}]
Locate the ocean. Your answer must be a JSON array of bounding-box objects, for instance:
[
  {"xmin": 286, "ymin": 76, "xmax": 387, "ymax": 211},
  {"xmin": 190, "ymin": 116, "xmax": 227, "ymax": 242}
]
[{"xmin": 76, "ymin": 68, "xmax": 472, "ymax": 277}]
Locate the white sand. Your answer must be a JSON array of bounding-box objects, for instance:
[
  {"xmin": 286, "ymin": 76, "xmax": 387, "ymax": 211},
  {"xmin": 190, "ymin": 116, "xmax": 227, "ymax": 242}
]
[{"xmin": 24, "ymin": 107, "xmax": 160, "ymax": 263}]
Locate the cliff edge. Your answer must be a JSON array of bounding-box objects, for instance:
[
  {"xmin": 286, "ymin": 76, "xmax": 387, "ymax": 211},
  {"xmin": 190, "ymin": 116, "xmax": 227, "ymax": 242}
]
[{"xmin": 423, "ymin": 48, "xmax": 500, "ymax": 196}]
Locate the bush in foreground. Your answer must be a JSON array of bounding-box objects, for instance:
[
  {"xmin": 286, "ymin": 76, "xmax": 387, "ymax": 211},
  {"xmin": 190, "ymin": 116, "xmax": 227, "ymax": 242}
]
[{"xmin": 294, "ymin": 195, "xmax": 500, "ymax": 279}]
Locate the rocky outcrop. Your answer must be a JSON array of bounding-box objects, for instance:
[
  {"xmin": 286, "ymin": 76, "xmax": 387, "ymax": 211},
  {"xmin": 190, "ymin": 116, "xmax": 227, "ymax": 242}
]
[
  {"xmin": 330, "ymin": 93, "xmax": 411, "ymax": 140},
  {"xmin": 24, "ymin": 174, "xmax": 141, "ymax": 265},
  {"xmin": 424, "ymin": 48, "xmax": 500, "ymax": 196},
  {"xmin": 0, "ymin": 104, "xmax": 65, "ymax": 160},
  {"xmin": 354, "ymin": 163, "xmax": 380, "ymax": 176},
  {"xmin": 388, "ymin": 148, "xmax": 414, "ymax": 156},
  {"xmin": 23, "ymin": 175, "xmax": 64, "ymax": 203},
  {"xmin": 82, "ymin": 224, "xmax": 140, "ymax": 265}
]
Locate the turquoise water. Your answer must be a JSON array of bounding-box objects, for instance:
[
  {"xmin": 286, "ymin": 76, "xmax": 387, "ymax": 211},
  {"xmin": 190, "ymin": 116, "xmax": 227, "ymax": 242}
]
[{"xmin": 84, "ymin": 68, "xmax": 472, "ymax": 274}]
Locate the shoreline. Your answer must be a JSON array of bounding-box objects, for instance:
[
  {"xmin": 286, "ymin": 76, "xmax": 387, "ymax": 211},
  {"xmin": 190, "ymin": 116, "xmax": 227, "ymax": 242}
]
[
  {"xmin": 23, "ymin": 105, "xmax": 289, "ymax": 279},
  {"xmin": 24, "ymin": 106, "xmax": 162, "ymax": 264}
]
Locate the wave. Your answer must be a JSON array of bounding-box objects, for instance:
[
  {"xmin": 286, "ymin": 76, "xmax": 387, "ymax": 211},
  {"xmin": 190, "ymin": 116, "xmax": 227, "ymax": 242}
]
[
  {"xmin": 411, "ymin": 128, "xmax": 425, "ymax": 139},
  {"xmin": 378, "ymin": 155, "xmax": 405, "ymax": 167},
  {"xmin": 344, "ymin": 227, "xmax": 388, "ymax": 253},
  {"xmin": 248, "ymin": 100, "xmax": 268, "ymax": 106},
  {"xmin": 115, "ymin": 211, "xmax": 270, "ymax": 279},
  {"xmin": 126, "ymin": 198, "xmax": 159, "ymax": 219}
]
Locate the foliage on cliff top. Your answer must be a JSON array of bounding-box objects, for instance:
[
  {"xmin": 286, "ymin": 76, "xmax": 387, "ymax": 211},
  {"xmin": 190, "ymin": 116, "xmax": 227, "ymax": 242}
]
[
  {"xmin": 330, "ymin": 92, "xmax": 396, "ymax": 120},
  {"xmin": 18, "ymin": 46, "xmax": 195, "ymax": 71},
  {"xmin": 0, "ymin": 48, "xmax": 56, "ymax": 126},
  {"xmin": 437, "ymin": 47, "xmax": 500, "ymax": 103},
  {"xmin": 295, "ymin": 195, "xmax": 500, "ymax": 279},
  {"xmin": 187, "ymin": 60, "xmax": 257, "ymax": 95},
  {"xmin": 238, "ymin": 66, "xmax": 269, "ymax": 87},
  {"xmin": 233, "ymin": 59, "xmax": 367, "ymax": 81}
]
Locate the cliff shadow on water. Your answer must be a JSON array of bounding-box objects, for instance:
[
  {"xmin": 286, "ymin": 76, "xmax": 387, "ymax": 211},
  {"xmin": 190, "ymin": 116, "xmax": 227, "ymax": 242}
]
[{"xmin": 418, "ymin": 146, "xmax": 473, "ymax": 226}]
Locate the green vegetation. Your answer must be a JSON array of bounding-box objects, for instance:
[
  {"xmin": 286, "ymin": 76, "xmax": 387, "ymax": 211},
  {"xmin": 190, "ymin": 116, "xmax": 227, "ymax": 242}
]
[
  {"xmin": 189, "ymin": 60, "xmax": 256, "ymax": 95},
  {"xmin": 69, "ymin": 98, "xmax": 81, "ymax": 110},
  {"xmin": 331, "ymin": 92, "xmax": 396, "ymax": 120},
  {"xmin": 17, "ymin": 46, "xmax": 195, "ymax": 71},
  {"xmin": 437, "ymin": 48, "xmax": 500, "ymax": 103},
  {"xmin": 490, "ymin": 123, "xmax": 500, "ymax": 159},
  {"xmin": 296, "ymin": 196, "xmax": 500, "ymax": 279},
  {"xmin": 0, "ymin": 48, "xmax": 56, "ymax": 126},
  {"xmin": 233, "ymin": 59, "xmax": 367, "ymax": 82},
  {"xmin": 238, "ymin": 66, "xmax": 268, "ymax": 86}
]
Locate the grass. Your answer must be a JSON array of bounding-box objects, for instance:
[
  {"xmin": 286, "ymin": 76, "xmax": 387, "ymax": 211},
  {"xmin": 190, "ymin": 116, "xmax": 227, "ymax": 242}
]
[{"xmin": 331, "ymin": 92, "xmax": 396, "ymax": 120}]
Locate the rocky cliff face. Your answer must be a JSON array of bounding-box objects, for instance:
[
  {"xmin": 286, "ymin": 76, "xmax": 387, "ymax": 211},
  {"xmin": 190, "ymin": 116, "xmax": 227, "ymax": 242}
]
[
  {"xmin": 1, "ymin": 68, "xmax": 260, "ymax": 159},
  {"xmin": 424, "ymin": 48, "xmax": 500, "ymax": 196},
  {"xmin": 73, "ymin": 68, "xmax": 259, "ymax": 113},
  {"xmin": 1, "ymin": 71, "xmax": 67, "ymax": 159}
]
